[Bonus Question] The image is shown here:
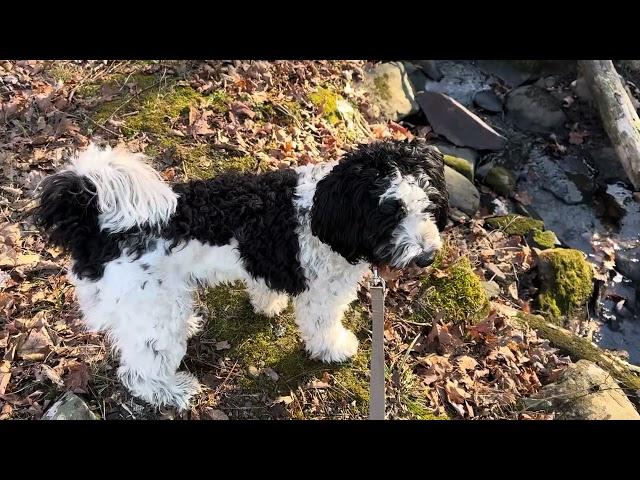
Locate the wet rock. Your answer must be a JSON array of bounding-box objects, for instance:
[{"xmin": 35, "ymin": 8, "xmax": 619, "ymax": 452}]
[
  {"xmin": 534, "ymin": 76, "xmax": 557, "ymax": 89},
  {"xmin": 482, "ymin": 280, "xmax": 501, "ymax": 299},
  {"xmin": 572, "ymin": 76, "xmax": 593, "ymax": 103},
  {"xmin": 361, "ymin": 62, "xmax": 418, "ymax": 121},
  {"xmin": 483, "ymin": 166, "xmax": 516, "ymax": 197},
  {"xmin": 42, "ymin": 392, "xmax": 98, "ymax": 420},
  {"xmin": 526, "ymin": 155, "xmax": 585, "ymax": 205},
  {"xmin": 423, "ymin": 61, "xmax": 493, "ymax": 107},
  {"xmin": 506, "ymin": 85, "xmax": 566, "ymax": 133},
  {"xmin": 615, "ymin": 247, "xmax": 640, "ymax": 284},
  {"xmin": 526, "ymin": 360, "xmax": 640, "ymax": 420},
  {"xmin": 403, "ymin": 62, "xmax": 428, "ymax": 93},
  {"xmin": 476, "ymin": 60, "xmax": 534, "ymax": 87},
  {"xmin": 417, "ymin": 91, "xmax": 506, "ymax": 150},
  {"xmin": 444, "ymin": 165, "xmax": 480, "ymax": 216},
  {"xmin": 590, "ymin": 147, "xmax": 628, "ymax": 184},
  {"xmin": 413, "ymin": 60, "xmax": 443, "ymax": 81},
  {"xmin": 473, "ymin": 89, "xmax": 503, "ymax": 113}
]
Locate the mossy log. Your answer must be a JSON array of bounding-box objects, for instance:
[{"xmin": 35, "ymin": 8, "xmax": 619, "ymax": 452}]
[
  {"xmin": 494, "ymin": 303, "xmax": 640, "ymax": 397},
  {"xmin": 579, "ymin": 60, "xmax": 640, "ymax": 190}
]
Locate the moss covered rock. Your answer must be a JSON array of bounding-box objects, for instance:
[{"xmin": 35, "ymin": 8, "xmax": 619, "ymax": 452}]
[
  {"xmin": 536, "ymin": 249, "xmax": 593, "ymax": 322},
  {"xmin": 443, "ymin": 154, "xmax": 474, "ymax": 182},
  {"xmin": 485, "ymin": 214, "xmax": 544, "ymax": 236},
  {"xmin": 484, "ymin": 166, "xmax": 516, "ymax": 197},
  {"xmin": 532, "ymin": 229, "xmax": 558, "ymax": 249},
  {"xmin": 414, "ymin": 246, "xmax": 489, "ymax": 324}
]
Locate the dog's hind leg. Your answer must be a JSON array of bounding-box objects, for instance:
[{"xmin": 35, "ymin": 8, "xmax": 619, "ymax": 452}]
[
  {"xmin": 246, "ymin": 279, "xmax": 289, "ymax": 318},
  {"xmin": 73, "ymin": 259, "xmax": 201, "ymax": 410}
]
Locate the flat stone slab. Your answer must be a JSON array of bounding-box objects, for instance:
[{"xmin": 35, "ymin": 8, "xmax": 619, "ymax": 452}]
[{"xmin": 417, "ymin": 91, "xmax": 506, "ymax": 150}]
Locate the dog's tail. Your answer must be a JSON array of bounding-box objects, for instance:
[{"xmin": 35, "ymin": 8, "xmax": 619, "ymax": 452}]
[{"xmin": 33, "ymin": 143, "xmax": 178, "ymax": 250}]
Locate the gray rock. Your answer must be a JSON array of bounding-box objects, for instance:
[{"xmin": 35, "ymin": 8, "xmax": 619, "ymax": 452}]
[
  {"xmin": 403, "ymin": 62, "xmax": 428, "ymax": 93},
  {"xmin": 615, "ymin": 247, "xmax": 640, "ymax": 283},
  {"xmin": 444, "ymin": 165, "xmax": 480, "ymax": 216},
  {"xmin": 484, "ymin": 166, "xmax": 516, "ymax": 197},
  {"xmin": 590, "ymin": 147, "xmax": 628, "ymax": 184},
  {"xmin": 413, "ymin": 60, "xmax": 443, "ymax": 81},
  {"xmin": 526, "ymin": 360, "xmax": 640, "ymax": 420},
  {"xmin": 362, "ymin": 62, "xmax": 418, "ymax": 121},
  {"xmin": 572, "ymin": 76, "xmax": 593, "ymax": 102},
  {"xmin": 417, "ymin": 91, "xmax": 506, "ymax": 150},
  {"xmin": 534, "ymin": 76, "xmax": 557, "ymax": 89},
  {"xmin": 430, "ymin": 142, "xmax": 479, "ymax": 165},
  {"xmin": 42, "ymin": 392, "xmax": 98, "ymax": 420},
  {"xmin": 476, "ymin": 60, "xmax": 534, "ymax": 87},
  {"xmin": 482, "ymin": 280, "xmax": 501, "ymax": 299},
  {"xmin": 473, "ymin": 89, "xmax": 503, "ymax": 113},
  {"xmin": 423, "ymin": 61, "xmax": 493, "ymax": 107},
  {"xmin": 506, "ymin": 85, "xmax": 567, "ymax": 133}
]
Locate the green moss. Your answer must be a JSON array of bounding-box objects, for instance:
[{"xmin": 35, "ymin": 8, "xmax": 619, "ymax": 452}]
[
  {"xmin": 308, "ymin": 87, "xmax": 343, "ymax": 125},
  {"xmin": 484, "ymin": 166, "xmax": 515, "ymax": 197},
  {"xmin": 485, "ymin": 215, "xmax": 545, "ymax": 236},
  {"xmin": 414, "ymin": 246, "xmax": 490, "ymax": 325},
  {"xmin": 532, "ymin": 229, "xmax": 558, "ymax": 249},
  {"xmin": 536, "ymin": 249, "xmax": 593, "ymax": 322},
  {"xmin": 443, "ymin": 154, "xmax": 474, "ymax": 181},
  {"xmin": 92, "ymin": 75, "xmax": 229, "ymax": 138},
  {"xmin": 46, "ymin": 63, "xmax": 80, "ymax": 83},
  {"xmin": 201, "ymin": 283, "xmax": 370, "ymax": 418},
  {"xmin": 515, "ymin": 312, "xmax": 640, "ymax": 393},
  {"xmin": 373, "ymin": 74, "xmax": 392, "ymax": 101}
]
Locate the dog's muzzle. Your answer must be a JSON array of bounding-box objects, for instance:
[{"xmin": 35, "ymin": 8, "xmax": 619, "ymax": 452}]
[{"xmin": 413, "ymin": 251, "xmax": 436, "ymax": 268}]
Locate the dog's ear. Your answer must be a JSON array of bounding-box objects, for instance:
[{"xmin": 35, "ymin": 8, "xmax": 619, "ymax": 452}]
[
  {"xmin": 32, "ymin": 171, "xmax": 100, "ymax": 250},
  {"xmin": 310, "ymin": 161, "xmax": 404, "ymax": 264},
  {"xmin": 422, "ymin": 147, "xmax": 449, "ymax": 230}
]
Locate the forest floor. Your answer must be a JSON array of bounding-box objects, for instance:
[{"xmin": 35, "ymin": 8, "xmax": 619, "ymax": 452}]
[{"xmin": 1, "ymin": 60, "xmax": 577, "ymax": 419}]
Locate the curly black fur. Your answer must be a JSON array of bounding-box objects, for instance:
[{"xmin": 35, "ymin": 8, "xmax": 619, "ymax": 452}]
[
  {"xmin": 33, "ymin": 168, "xmax": 307, "ymax": 295},
  {"xmin": 310, "ymin": 139, "xmax": 448, "ymax": 265},
  {"xmin": 164, "ymin": 169, "xmax": 307, "ymax": 294},
  {"xmin": 32, "ymin": 172, "xmax": 150, "ymax": 280}
]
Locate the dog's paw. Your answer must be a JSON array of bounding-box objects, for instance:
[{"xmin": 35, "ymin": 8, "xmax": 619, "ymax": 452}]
[
  {"xmin": 121, "ymin": 369, "xmax": 202, "ymax": 411},
  {"xmin": 250, "ymin": 293, "xmax": 289, "ymax": 318},
  {"xmin": 309, "ymin": 328, "xmax": 359, "ymax": 363},
  {"xmin": 186, "ymin": 315, "xmax": 204, "ymax": 338}
]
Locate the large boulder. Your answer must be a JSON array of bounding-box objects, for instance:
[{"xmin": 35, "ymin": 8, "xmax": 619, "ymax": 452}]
[
  {"xmin": 526, "ymin": 360, "xmax": 640, "ymax": 420},
  {"xmin": 506, "ymin": 85, "xmax": 566, "ymax": 133},
  {"xmin": 417, "ymin": 91, "xmax": 506, "ymax": 150},
  {"xmin": 360, "ymin": 62, "xmax": 418, "ymax": 121}
]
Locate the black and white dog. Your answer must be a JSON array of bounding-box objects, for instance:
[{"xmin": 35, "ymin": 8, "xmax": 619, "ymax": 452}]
[{"xmin": 33, "ymin": 139, "xmax": 448, "ymax": 409}]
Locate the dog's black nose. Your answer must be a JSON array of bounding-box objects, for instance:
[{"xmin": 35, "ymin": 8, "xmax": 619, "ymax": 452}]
[{"xmin": 413, "ymin": 251, "xmax": 436, "ymax": 268}]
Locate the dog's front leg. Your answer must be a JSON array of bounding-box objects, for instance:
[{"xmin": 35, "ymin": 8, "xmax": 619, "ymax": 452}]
[{"xmin": 293, "ymin": 275, "xmax": 362, "ymax": 363}]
